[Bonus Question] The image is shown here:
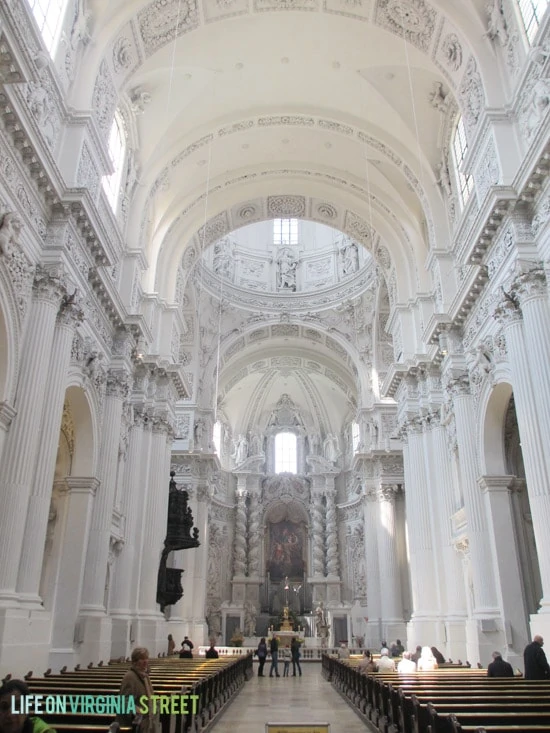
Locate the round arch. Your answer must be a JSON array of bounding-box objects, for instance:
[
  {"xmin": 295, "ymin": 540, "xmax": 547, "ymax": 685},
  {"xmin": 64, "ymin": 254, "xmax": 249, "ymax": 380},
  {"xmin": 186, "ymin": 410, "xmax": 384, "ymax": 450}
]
[{"xmin": 479, "ymin": 379, "xmax": 513, "ymax": 476}]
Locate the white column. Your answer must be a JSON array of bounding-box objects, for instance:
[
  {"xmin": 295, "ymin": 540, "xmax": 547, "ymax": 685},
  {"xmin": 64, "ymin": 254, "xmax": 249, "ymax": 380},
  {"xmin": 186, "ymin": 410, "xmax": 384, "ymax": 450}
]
[
  {"xmin": 429, "ymin": 418, "xmax": 468, "ymax": 658},
  {"xmin": 363, "ymin": 487, "xmax": 381, "ymax": 648},
  {"xmin": 79, "ymin": 370, "xmax": 129, "ymax": 661},
  {"xmin": 311, "ymin": 492, "xmax": 325, "ymax": 576},
  {"xmin": 137, "ymin": 418, "xmax": 171, "ymax": 617},
  {"xmin": 17, "ymin": 298, "xmax": 83, "ymax": 604},
  {"xmin": 233, "ymin": 490, "xmax": 248, "ymax": 577},
  {"xmin": 190, "ymin": 483, "xmax": 210, "ymax": 642},
  {"xmin": 49, "ymin": 477, "xmax": 98, "ymax": 669},
  {"xmin": 110, "ymin": 410, "xmax": 146, "ymax": 659},
  {"xmin": 0, "ymin": 402, "xmax": 17, "ymax": 469},
  {"xmin": 479, "ymin": 475, "xmax": 529, "ymax": 665},
  {"xmin": 0, "ymin": 268, "xmax": 65, "ymax": 600},
  {"xmin": 448, "ymin": 376, "xmax": 499, "ymax": 615},
  {"xmin": 515, "ymin": 269, "xmax": 550, "ymax": 471},
  {"xmin": 495, "ymin": 299, "xmax": 550, "ymax": 614},
  {"xmin": 404, "ymin": 420, "xmax": 438, "ymax": 619},
  {"xmin": 248, "ymin": 491, "xmax": 261, "ymax": 577},
  {"xmin": 376, "ymin": 486, "xmax": 404, "ymax": 627}
]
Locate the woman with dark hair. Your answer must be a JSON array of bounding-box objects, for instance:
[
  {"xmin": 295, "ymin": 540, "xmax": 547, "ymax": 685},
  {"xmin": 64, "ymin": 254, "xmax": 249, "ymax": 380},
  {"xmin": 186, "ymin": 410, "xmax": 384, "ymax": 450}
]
[
  {"xmin": 0, "ymin": 679, "xmax": 55, "ymax": 733},
  {"xmin": 431, "ymin": 646, "xmax": 446, "ymax": 665},
  {"xmin": 255, "ymin": 637, "xmax": 268, "ymax": 676}
]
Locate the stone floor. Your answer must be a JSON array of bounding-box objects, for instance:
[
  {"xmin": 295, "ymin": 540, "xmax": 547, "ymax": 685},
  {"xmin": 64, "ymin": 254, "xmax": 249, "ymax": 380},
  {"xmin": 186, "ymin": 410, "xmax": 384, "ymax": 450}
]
[{"xmin": 209, "ymin": 663, "xmax": 374, "ymax": 732}]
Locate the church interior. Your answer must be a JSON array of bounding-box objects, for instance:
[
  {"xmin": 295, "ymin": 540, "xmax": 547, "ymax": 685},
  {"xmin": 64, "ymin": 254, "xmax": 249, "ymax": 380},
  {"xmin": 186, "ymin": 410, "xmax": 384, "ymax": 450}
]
[{"xmin": 1, "ymin": 0, "xmax": 550, "ymax": 689}]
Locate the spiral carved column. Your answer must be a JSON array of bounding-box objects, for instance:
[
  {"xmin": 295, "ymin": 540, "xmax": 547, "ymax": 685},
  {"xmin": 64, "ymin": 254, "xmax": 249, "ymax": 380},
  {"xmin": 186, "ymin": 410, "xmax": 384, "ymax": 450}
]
[
  {"xmin": 247, "ymin": 492, "xmax": 261, "ymax": 576},
  {"xmin": 233, "ymin": 490, "xmax": 248, "ymax": 576},
  {"xmin": 311, "ymin": 492, "xmax": 325, "ymax": 576}
]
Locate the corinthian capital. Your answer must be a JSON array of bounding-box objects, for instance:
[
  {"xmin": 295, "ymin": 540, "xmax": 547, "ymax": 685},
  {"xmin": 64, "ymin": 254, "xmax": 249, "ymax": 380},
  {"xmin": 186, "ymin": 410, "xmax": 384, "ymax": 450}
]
[
  {"xmin": 32, "ymin": 265, "xmax": 66, "ymax": 304},
  {"xmin": 513, "ymin": 266, "xmax": 547, "ymax": 305},
  {"xmin": 446, "ymin": 373, "xmax": 471, "ymax": 398},
  {"xmin": 493, "ymin": 295, "xmax": 522, "ymax": 327},
  {"xmin": 106, "ymin": 370, "xmax": 131, "ymax": 399},
  {"xmin": 57, "ymin": 289, "xmax": 84, "ymax": 327}
]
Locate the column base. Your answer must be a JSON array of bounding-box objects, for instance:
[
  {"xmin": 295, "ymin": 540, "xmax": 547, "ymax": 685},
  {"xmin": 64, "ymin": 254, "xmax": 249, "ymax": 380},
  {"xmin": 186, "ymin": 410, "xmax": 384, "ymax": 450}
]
[
  {"xmin": 443, "ymin": 618, "xmax": 468, "ymax": 662},
  {"xmin": 133, "ymin": 614, "xmax": 168, "ymax": 657},
  {"xmin": 110, "ymin": 615, "xmax": 133, "ymax": 660},
  {"xmin": 465, "ymin": 617, "xmax": 506, "ymax": 668},
  {"xmin": 365, "ymin": 619, "xmax": 382, "ymax": 650},
  {"xmin": 407, "ymin": 616, "xmax": 445, "ymax": 653},
  {"xmin": 76, "ymin": 614, "xmax": 112, "ymax": 667},
  {"xmin": 382, "ymin": 619, "xmax": 407, "ymax": 649},
  {"xmin": 0, "ymin": 606, "xmax": 51, "ymax": 678},
  {"xmin": 49, "ymin": 648, "xmax": 78, "ymax": 671}
]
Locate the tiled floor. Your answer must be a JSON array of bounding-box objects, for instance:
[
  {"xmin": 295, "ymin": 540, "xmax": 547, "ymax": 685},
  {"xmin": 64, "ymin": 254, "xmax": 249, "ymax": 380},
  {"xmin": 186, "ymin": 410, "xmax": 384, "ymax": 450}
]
[{"xmin": 209, "ymin": 663, "xmax": 372, "ymax": 732}]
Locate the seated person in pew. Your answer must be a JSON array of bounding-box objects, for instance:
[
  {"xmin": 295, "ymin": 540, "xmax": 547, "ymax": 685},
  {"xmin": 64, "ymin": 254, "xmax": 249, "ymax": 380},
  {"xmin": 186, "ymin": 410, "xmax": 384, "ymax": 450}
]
[
  {"xmin": 357, "ymin": 650, "xmax": 377, "ymax": 673},
  {"xmin": 0, "ymin": 679, "xmax": 56, "ymax": 733},
  {"xmin": 377, "ymin": 648, "xmax": 396, "ymax": 672},
  {"xmin": 118, "ymin": 647, "xmax": 160, "ymax": 733},
  {"xmin": 179, "ymin": 637, "xmax": 194, "ymax": 659},
  {"xmin": 487, "ymin": 650, "xmax": 514, "ymax": 677},
  {"xmin": 397, "ymin": 651, "xmax": 417, "ymax": 673},
  {"xmin": 205, "ymin": 642, "xmax": 219, "ymax": 659},
  {"xmin": 430, "ymin": 646, "xmax": 446, "ymax": 665}
]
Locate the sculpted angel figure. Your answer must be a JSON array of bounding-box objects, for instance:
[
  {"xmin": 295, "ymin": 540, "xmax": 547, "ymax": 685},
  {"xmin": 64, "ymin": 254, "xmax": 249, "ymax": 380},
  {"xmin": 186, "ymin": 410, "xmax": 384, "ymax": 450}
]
[
  {"xmin": 0, "ymin": 212, "xmax": 22, "ymax": 257},
  {"xmin": 485, "ymin": 0, "xmax": 508, "ymax": 46}
]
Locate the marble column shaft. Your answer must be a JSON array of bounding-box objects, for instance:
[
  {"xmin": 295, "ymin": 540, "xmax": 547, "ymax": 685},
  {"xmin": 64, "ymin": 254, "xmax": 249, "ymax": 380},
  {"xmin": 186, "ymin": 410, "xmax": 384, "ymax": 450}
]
[
  {"xmin": 233, "ymin": 491, "xmax": 247, "ymax": 576},
  {"xmin": 17, "ymin": 301, "xmax": 82, "ymax": 601},
  {"xmin": 0, "ymin": 271, "xmax": 64, "ymax": 598},
  {"xmin": 80, "ymin": 373, "xmax": 128, "ymax": 611},
  {"xmin": 325, "ymin": 491, "xmax": 339, "ymax": 577},
  {"xmin": 138, "ymin": 421, "xmax": 171, "ymax": 614},
  {"xmin": 311, "ymin": 492, "xmax": 325, "ymax": 576},
  {"xmin": 450, "ymin": 380, "xmax": 498, "ymax": 613},
  {"xmin": 496, "ymin": 302, "xmax": 550, "ymax": 608},
  {"xmin": 50, "ymin": 477, "xmax": 98, "ymax": 649},
  {"xmin": 363, "ymin": 488, "xmax": 381, "ymax": 622},
  {"xmin": 110, "ymin": 413, "xmax": 146, "ymax": 616},
  {"xmin": 429, "ymin": 423, "xmax": 467, "ymax": 617},
  {"xmin": 376, "ymin": 487, "xmax": 403, "ymax": 620},
  {"xmin": 403, "ymin": 425, "xmax": 438, "ymax": 615},
  {"xmin": 190, "ymin": 484, "xmax": 210, "ymax": 622}
]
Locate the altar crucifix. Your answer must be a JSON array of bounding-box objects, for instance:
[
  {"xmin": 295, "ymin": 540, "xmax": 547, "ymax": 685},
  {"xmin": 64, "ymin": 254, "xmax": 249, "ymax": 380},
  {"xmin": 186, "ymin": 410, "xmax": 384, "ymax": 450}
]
[{"xmin": 284, "ymin": 576, "xmax": 290, "ymax": 606}]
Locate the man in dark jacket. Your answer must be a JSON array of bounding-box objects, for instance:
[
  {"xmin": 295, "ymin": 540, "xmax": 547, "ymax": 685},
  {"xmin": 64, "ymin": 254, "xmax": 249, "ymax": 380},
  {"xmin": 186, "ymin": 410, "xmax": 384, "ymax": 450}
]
[
  {"xmin": 269, "ymin": 634, "xmax": 280, "ymax": 677},
  {"xmin": 524, "ymin": 635, "xmax": 550, "ymax": 679},
  {"xmin": 487, "ymin": 651, "xmax": 514, "ymax": 677}
]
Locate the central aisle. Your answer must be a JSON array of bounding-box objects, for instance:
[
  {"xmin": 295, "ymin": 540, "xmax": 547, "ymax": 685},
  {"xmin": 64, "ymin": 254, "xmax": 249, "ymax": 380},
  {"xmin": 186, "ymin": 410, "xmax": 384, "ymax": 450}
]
[{"xmin": 209, "ymin": 664, "xmax": 372, "ymax": 732}]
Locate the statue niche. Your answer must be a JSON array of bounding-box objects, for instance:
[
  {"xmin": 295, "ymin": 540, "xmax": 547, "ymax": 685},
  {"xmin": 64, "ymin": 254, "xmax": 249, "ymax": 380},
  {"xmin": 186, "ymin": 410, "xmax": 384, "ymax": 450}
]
[{"xmin": 157, "ymin": 471, "xmax": 200, "ymax": 612}]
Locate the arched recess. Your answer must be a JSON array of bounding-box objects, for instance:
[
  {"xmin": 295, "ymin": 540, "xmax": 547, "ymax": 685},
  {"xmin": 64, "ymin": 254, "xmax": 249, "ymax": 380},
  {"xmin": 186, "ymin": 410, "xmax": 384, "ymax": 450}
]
[
  {"xmin": 40, "ymin": 384, "xmax": 97, "ymax": 615},
  {"xmin": 0, "ymin": 268, "xmax": 21, "ymax": 406},
  {"xmin": 480, "ymin": 380, "xmax": 542, "ymax": 618}
]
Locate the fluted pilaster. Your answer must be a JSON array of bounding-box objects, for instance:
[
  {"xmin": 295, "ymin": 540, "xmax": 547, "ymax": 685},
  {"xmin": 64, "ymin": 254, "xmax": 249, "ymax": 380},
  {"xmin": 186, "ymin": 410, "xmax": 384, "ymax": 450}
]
[
  {"xmin": 448, "ymin": 375, "xmax": 498, "ymax": 614},
  {"xmin": 363, "ymin": 487, "xmax": 381, "ymax": 641},
  {"xmin": 233, "ymin": 490, "xmax": 248, "ymax": 576},
  {"xmin": 0, "ymin": 268, "xmax": 65, "ymax": 599},
  {"xmin": 80, "ymin": 371, "xmax": 129, "ymax": 611},
  {"xmin": 376, "ymin": 485, "xmax": 403, "ymax": 621},
  {"xmin": 403, "ymin": 419, "xmax": 438, "ymax": 615},
  {"xmin": 495, "ymin": 298, "xmax": 550, "ymax": 609},
  {"xmin": 17, "ymin": 298, "xmax": 83, "ymax": 602}
]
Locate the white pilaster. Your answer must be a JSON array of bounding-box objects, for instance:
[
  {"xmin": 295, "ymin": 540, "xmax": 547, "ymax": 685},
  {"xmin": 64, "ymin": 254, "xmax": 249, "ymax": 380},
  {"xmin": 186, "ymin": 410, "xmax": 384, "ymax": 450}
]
[
  {"xmin": 0, "ymin": 269, "xmax": 65, "ymax": 602},
  {"xmin": 17, "ymin": 298, "xmax": 83, "ymax": 605},
  {"xmin": 49, "ymin": 477, "xmax": 98, "ymax": 670},
  {"xmin": 79, "ymin": 370, "xmax": 129, "ymax": 662},
  {"xmin": 479, "ymin": 475, "xmax": 529, "ymax": 666},
  {"xmin": 363, "ymin": 488, "xmax": 381, "ymax": 648},
  {"xmin": 495, "ymin": 299, "xmax": 550, "ymax": 636},
  {"xmin": 110, "ymin": 410, "xmax": 146, "ymax": 659},
  {"xmin": 376, "ymin": 485, "xmax": 405, "ymax": 642}
]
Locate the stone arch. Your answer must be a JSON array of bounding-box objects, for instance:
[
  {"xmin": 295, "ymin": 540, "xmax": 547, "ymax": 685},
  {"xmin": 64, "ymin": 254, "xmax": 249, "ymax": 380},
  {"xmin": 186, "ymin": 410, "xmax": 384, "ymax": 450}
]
[
  {"xmin": 479, "ymin": 380, "xmax": 512, "ymax": 476},
  {"xmin": 0, "ymin": 265, "xmax": 22, "ymax": 405}
]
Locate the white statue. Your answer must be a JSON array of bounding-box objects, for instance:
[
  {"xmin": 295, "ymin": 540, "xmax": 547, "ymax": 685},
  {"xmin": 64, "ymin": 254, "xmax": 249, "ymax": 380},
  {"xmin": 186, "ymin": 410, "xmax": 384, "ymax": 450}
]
[
  {"xmin": 233, "ymin": 434, "xmax": 248, "ymax": 465},
  {"xmin": 0, "ymin": 212, "xmax": 22, "ymax": 257},
  {"xmin": 485, "ymin": 0, "xmax": 508, "ymax": 46},
  {"xmin": 324, "ymin": 433, "xmax": 340, "ymax": 464},
  {"xmin": 278, "ymin": 249, "xmax": 297, "ymax": 290},
  {"xmin": 244, "ymin": 601, "xmax": 257, "ymax": 637},
  {"xmin": 315, "ymin": 602, "xmax": 327, "ymax": 636}
]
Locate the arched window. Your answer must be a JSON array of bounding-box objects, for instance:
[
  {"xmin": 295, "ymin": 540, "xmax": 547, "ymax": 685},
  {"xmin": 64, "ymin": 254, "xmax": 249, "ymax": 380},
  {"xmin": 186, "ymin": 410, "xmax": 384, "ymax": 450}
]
[
  {"xmin": 274, "ymin": 432, "xmax": 297, "ymax": 474},
  {"xmin": 451, "ymin": 116, "xmax": 474, "ymax": 207},
  {"xmin": 102, "ymin": 111, "xmax": 126, "ymax": 211},
  {"xmin": 517, "ymin": 0, "xmax": 548, "ymax": 43},
  {"xmin": 273, "ymin": 218, "xmax": 298, "ymax": 246},
  {"xmin": 25, "ymin": 0, "xmax": 69, "ymax": 56}
]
